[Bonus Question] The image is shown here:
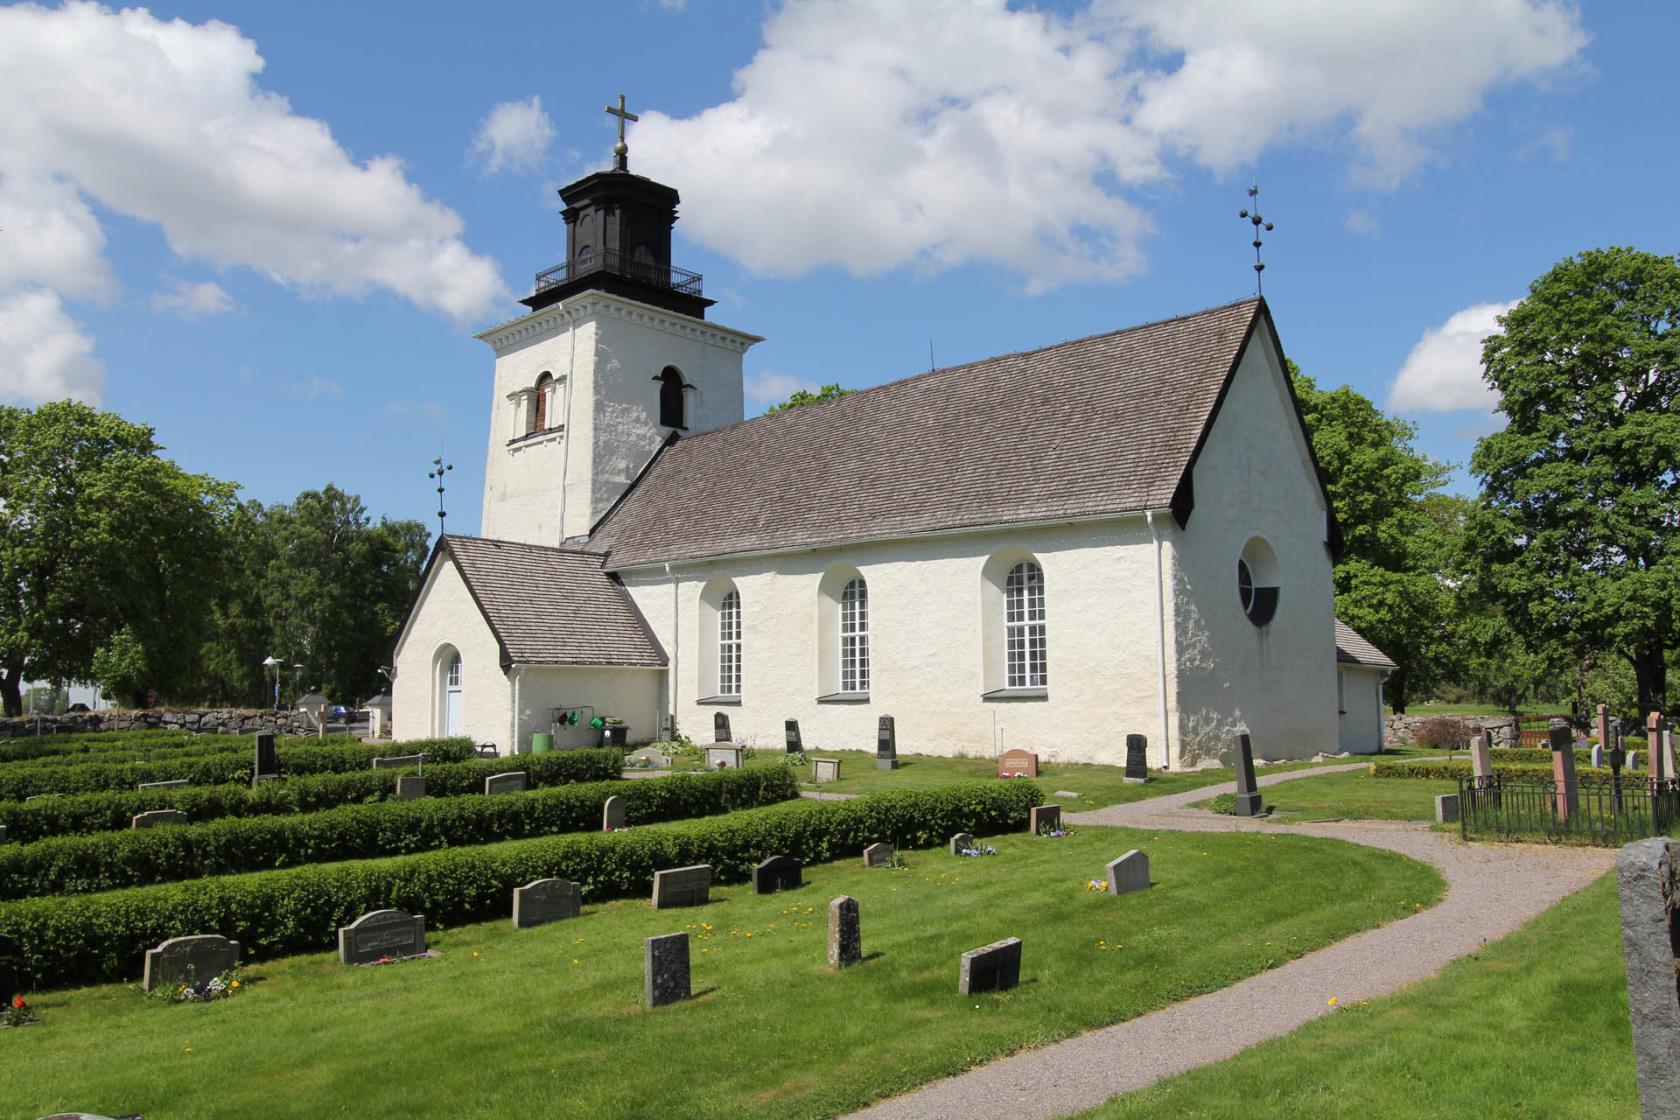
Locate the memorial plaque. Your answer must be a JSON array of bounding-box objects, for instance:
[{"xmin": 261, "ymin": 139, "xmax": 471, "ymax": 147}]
[
  {"xmin": 828, "ymin": 895, "xmax": 861, "ymax": 968},
  {"xmin": 703, "ymin": 744, "xmax": 742, "ymax": 771},
  {"xmin": 1124, "ymin": 734, "xmax": 1150, "ymax": 783},
  {"xmin": 876, "ymin": 715, "xmax": 898, "ymax": 770},
  {"xmin": 142, "ymin": 934, "xmax": 240, "ymax": 992},
  {"xmin": 714, "ymin": 712, "xmax": 732, "ymax": 743},
  {"xmin": 1435, "ymin": 793, "xmax": 1461, "ymax": 824},
  {"xmin": 645, "ymin": 932, "xmax": 691, "ymax": 1007},
  {"xmin": 812, "ymin": 757, "xmax": 842, "ymax": 783},
  {"xmin": 651, "ymin": 864, "xmax": 712, "ymax": 909},
  {"xmin": 863, "ymin": 842, "xmax": 894, "ymax": 868},
  {"xmin": 997, "ymin": 749, "xmax": 1038, "ymax": 779},
  {"xmin": 137, "ymin": 779, "xmax": 189, "ymax": 792},
  {"xmin": 1616, "ymin": 838, "xmax": 1680, "ymax": 1120},
  {"xmin": 396, "ymin": 775, "xmax": 426, "ymax": 800},
  {"xmin": 1106, "ymin": 850, "xmax": 1150, "ymax": 895},
  {"xmin": 484, "ymin": 771, "xmax": 528, "ymax": 796},
  {"xmin": 785, "ymin": 719, "xmax": 803, "ymax": 754},
  {"xmin": 603, "ymin": 794, "xmax": 627, "ymax": 831},
  {"xmin": 0, "ymin": 932, "xmax": 20, "ymax": 1005},
  {"xmin": 373, "ymin": 753, "xmax": 425, "ymax": 770},
  {"xmin": 958, "ymin": 937, "xmax": 1022, "ymax": 995},
  {"xmin": 752, "ymin": 855, "xmax": 803, "ymax": 894},
  {"xmin": 338, "ymin": 909, "xmax": 426, "ymax": 965},
  {"xmin": 1029, "ymin": 803, "xmax": 1062, "ymax": 835},
  {"xmin": 132, "ymin": 809, "xmax": 188, "ymax": 829},
  {"xmin": 949, "ymin": 832, "xmax": 975, "ymax": 855},
  {"xmin": 254, "ymin": 731, "xmax": 279, "ymax": 779},
  {"xmin": 512, "ymin": 878, "xmax": 581, "ymax": 929},
  {"xmin": 1233, "ymin": 733, "xmax": 1262, "ymax": 817}
]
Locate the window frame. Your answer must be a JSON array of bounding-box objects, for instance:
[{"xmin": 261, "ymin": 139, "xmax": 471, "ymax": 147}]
[
  {"xmin": 839, "ymin": 576, "xmax": 870, "ymax": 694},
  {"xmin": 1003, "ymin": 560, "xmax": 1047, "ymax": 690},
  {"xmin": 717, "ymin": 588, "xmax": 742, "ymax": 698}
]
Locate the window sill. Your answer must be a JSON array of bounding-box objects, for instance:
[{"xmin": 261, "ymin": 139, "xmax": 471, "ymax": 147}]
[
  {"xmin": 981, "ymin": 687, "xmax": 1049, "ymax": 701},
  {"xmin": 507, "ymin": 427, "xmax": 564, "ymax": 451},
  {"xmin": 816, "ymin": 692, "xmax": 870, "ymax": 704},
  {"xmin": 696, "ymin": 695, "xmax": 741, "ymax": 706}
]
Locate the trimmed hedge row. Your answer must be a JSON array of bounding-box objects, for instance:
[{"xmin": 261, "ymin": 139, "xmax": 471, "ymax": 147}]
[
  {"xmin": 0, "ymin": 748, "xmax": 627, "ymax": 842},
  {"xmin": 0, "ymin": 738, "xmax": 479, "ymax": 800},
  {"xmin": 0, "ymin": 729, "xmax": 264, "ymax": 764},
  {"xmin": 0, "ymin": 781, "xmax": 1039, "ymax": 989},
  {"xmin": 0, "ymin": 767, "xmax": 800, "ymax": 900},
  {"xmin": 1492, "ymin": 745, "xmax": 1648, "ymax": 766},
  {"xmin": 0, "ymin": 731, "xmax": 367, "ymax": 769},
  {"xmin": 1372, "ymin": 759, "xmax": 1624, "ymax": 782}
]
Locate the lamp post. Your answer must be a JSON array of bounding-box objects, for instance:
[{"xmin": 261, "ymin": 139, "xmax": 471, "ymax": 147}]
[{"xmin": 262, "ymin": 656, "xmax": 281, "ymax": 710}]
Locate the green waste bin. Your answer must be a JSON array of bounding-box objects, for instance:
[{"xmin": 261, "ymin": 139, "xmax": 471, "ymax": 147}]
[{"xmin": 531, "ymin": 732, "xmax": 553, "ymax": 755}]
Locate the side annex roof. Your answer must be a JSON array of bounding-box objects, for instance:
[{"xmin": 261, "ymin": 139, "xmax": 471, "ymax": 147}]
[{"xmin": 1334, "ymin": 618, "xmax": 1397, "ymax": 671}]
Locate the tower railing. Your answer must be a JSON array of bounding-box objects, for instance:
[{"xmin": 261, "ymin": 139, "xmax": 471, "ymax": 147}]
[{"xmin": 532, "ymin": 250, "xmax": 703, "ymax": 298}]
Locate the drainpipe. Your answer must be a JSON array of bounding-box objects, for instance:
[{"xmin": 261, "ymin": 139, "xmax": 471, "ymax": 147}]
[
  {"xmin": 1146, "ymin": 510, "xmax": 1172, "ymax": 769},
  {"xmin": 666, "ymin": 561, "xmax": 679, "ymax": 739},
  {"xmin": 510, "ymin": 664, "xmax": 525, "ymax": 758}
]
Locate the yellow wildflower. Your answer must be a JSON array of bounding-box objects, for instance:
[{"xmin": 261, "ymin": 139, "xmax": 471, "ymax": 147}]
[{"xmin": 1327, "ymin": 997, "xmax": 1339, "ymax": 1007}]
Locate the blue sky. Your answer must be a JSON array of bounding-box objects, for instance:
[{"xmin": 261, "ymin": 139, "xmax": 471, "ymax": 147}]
[{"xmin": 0, "ymin": 1, "xmax": 1672, "ymax": 538}]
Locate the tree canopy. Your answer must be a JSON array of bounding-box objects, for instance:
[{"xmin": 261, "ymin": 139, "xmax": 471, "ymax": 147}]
[{"xmin": 764, "ymin": 383, "xmax": 853, "ymax": 413}]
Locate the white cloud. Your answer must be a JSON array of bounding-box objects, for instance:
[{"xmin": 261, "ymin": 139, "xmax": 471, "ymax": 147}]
[
  {"xmin": 289, "ymin": 376, "xmax": 342, "ymax": 400},
  {"xmin": 0, "ymin": 289, "xmax": 106, "ymax": 405},
  {"xmin": 471, "ymin": 96, "xmax": 556, "ymax": 176},
  {"xmin": 0, "ymin": 2, "xmax": 507, "ymax": 326},
  {"xmin": 745, "ymin": 370, "xmax": 821, "ymax": 409},
  {"xmin": 1388, "ymin": 300, "xmax": 1518, "ymax": 413},
  {"xmin": 152, "ymin": 279, "xmax": 236, "ymax": 318},
  {"xmin": 632, "ymin": 0, "xmax": 1585, "ymax": 288}
]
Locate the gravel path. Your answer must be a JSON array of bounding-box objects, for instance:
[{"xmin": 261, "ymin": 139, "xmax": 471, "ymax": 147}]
[{"xmin": 844, "ymin": 762, "xmax": 1616, "ymax": 1120}]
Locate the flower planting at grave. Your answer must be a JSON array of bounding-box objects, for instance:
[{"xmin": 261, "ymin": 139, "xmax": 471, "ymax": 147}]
[
  {"xmin": 0, "ymin": 994, "xmax": 38, "ymax": 1027},
  {"xmin": 958, "ymin": 844, "xmax": 998, "ymax": 857},
  {"xmin": 152, "ymin": 967, "xmax": 244, "ymax": 1004}
]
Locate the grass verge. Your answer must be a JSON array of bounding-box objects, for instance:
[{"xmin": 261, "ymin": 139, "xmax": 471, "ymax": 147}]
[{"xmin": 1191, "ymin": 771, "xmax": 1459, "ymax": 822}]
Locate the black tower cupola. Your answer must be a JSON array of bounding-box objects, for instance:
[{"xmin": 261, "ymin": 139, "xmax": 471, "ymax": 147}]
[{"xmin": 521, "ymin": 95, "xmax": 713, "ymax": 320}]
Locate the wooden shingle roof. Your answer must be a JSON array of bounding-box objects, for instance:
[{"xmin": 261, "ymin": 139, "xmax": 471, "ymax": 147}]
[
  {"xmin": 592, "ymin": 298, "xmax": 1272, "ymax": 570},
  {"xmin": 1334, "ymin": 619, "xmax": 1397, "ymax": 671}
]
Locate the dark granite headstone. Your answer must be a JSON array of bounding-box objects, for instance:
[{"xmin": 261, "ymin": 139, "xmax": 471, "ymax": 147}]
[
  {"xmin": 1233, "ymin": 733, "xmax": 1262, "ymax": 816},
  {"xmin": 752, "ymin": 855, "xmax": 803, "ymax": 894},
  {"xmin": 645, "ymin": 932, "xmax": 690, "ymax": 1006},
  {"xmin": 142, "ymin": 934, "xmax": 240, "ymax": 992},
  {"xmin": 714, "ymin": 712, "xmax": 731, "ymax": 743},
  {"xmin": 484, "ymin": 771, "xmax": 528, "ymax": 796},
  {"xmin": 958, "ymin": 937, "xmax": 1022, "ymax": 995},
  {"xmin": 132, "ymin": 809, "xmax": 188, "ymax": 829},
  {"xmin": 338, "ymin": 909, "xmax": 426, "ymax": 965},
  {"xmin": 876, "ymin": 715, "xmax": 898, "ymax": 770},
  {"xmin": 254, "ymin": 731, "xmax": 279, "ymax": 779},
  {"xmin": 1029, "ymin": 803, "xmax": 1062, "ymax": 834},
  {"xmin": 1616, "ymin": 838, "xmax": 1680, "ymax": 1119},
  {"xmin": 997, "ymin": 749, "xmax": 1038, "ymax": 778},
  {"xmin": 949, "ymin": 832, "xmax": 975, "ymax": 855},
  {"xmin": 1124, "ymin": 734, "xmax": 1149, "ymax": 783},
  {"xmin": 862, "ymin": 842, "xmax": 894, "ymax": 868},
  {"xmin": 785, "ymin": 719, "xmax": 803, "ymax": 754},
  {"xmin": 0, "ymin": 824, "xmax": 7, "ymax": 844},
  {"xmin": 0, "ymin": 932, "xmax": 20, "ymax": 1005},
  {"xmin": 512, "ymin": 878, "xmax": 581, "ymax": 929},
  {"xmin": 651, "ymin": 864, "xmax": 712, "ymax": 909},
  {"xmin": 828, "ymin": 895, "xmax": 861, "ymax": 968},
  {"xmin": 396, "ymin": 775, "xmax": 426, "ymax": 800},
  {"xmin": 603, "ymin": 794, "xmax": 626, "ymax": 831}
]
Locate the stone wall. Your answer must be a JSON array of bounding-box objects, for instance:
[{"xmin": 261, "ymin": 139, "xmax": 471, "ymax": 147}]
[
  {"xmin": 1383, "ymin": 713, "xmax": 1521, "ymax": 749},
  {"xmin": 0, "ymin": 708, "xmax": 319, "ymax": 738}
]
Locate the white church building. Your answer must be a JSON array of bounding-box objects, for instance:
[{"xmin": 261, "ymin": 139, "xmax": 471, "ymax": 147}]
[{"xmin": 391, "ymin": 133, "xmax": 1393, "ymax": 769}]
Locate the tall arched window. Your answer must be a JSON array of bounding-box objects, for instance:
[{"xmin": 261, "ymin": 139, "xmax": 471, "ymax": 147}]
[
  {"xmin": 658, "ymin": 367, "xmax": 686, "ymax": 429},
  {"xmin": 840, "ymin": 577, "xmax": 869, "ymax": 693},
  {"xmin": 1004, "ymin": 561, "xmax": 1047, "ymax": 689},
  {"xmin": 718, "ymin": 589, "xmax": 742, "ymax": 696},
  {"xmin": 530, "ymin": 372, "xmax": 552, "ymax": 433}
]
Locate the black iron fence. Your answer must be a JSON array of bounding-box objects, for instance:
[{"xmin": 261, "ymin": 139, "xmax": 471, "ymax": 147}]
[{"xmin": 1458, "ymin": 774, "xmax": 1680, "ymax": 846}]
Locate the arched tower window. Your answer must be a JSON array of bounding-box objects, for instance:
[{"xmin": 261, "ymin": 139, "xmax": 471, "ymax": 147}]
[
  {"xmin": 531, "ymin": 372, "xmax": 553, "ymax": 433},
  {"xmin": 718, "ymin": 589, "xmax": 742, "ymax": 697},
  {"xmin": 658, "ymin": 366, "xmax": 687, "ymax": 429},
  {"xmin": 1004, "ymin": 561, "xmax": 1047, "ymax": 689},
  {"xmin": 840, "ymin": 577, "xmax": 870, "ymax": 693}
]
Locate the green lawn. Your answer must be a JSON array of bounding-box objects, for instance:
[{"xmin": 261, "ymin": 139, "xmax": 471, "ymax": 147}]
[
  {"xmin": 1192, "ymin": 771, "xmax": 1460, "ymax": 822},
  {"xmin": 1079, "ymin": 872, "xmax": 1636, "ymax": 1119},
  {"xmin": 4, "ymin": 828, "xmax": 1443, "ymax": 1120}
]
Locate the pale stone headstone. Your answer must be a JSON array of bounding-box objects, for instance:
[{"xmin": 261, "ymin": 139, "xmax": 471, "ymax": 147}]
[
  {"xmin": 1469, "ymin": 734, "xmax": 1492, "ymax": 782},
  {"xmin": 651, "ymin": 864, "xmax": 712, "ymax": 909},
  {"xmin": 645, "ymin": 932, "xmax": 691, "ymax": 1006},
  {"xmin": 512, "ymin": 878, "xmax": 581, "ymax": 929},
  {"xmin": 785, "ymin": 719, "xmax": 803, "ymax": 754},
  {"xmin": 1616, "ymin": 838, "xmax": 1680, "ymax": 1119},
  {"xmin": 1029, "ymin": 803, "xmax": 1062, "ymax": 834},
  {"xmin": 253, "ymin": 731, "xmax": 279, "ymax": 780},
  {"xmin": 713, "ymin": 712, "xmax": 732, "ymax": 743},
  {"xmin": 752, "ymin": 855, "xmax": 802, "ymax": 894},
  {"xmin": 1106, "ymin": 850, "xmax": 1150, "ymax": 895},
  {"xmin": 627, "ymin": 747, "xmax": 670, "ymax": 769},
  {"xmin": 812, "ymin": 758, "xmax": 842, "ymax": 783},
  {"xmin": 1591, "ymin": 743, "xmax": 1604, "ymax": 769},
  {"xmin": 949, "ymin": 831, "xmax": 974, "ymax": 855},
  {"xmin": 1233, "ymin": 733, "xmax": 1262, "ymax": 816},
  {"xmin": 1629, "ymin": 750, "xmax": 1641, "ymax": 772},
  {"xmin": 602, "ymin": 794, "xmax": 626, "ymax": 832},
  {"xmin": 703, "ymin": 744, "xmax": 742, "ymax": 771},
  {"xmin": 876, "ymin": 715, "xmax": 898, "ymax": 770},
  {"xmin": 137, "ymin": 779, "xmax": 189, "ymax": 791},
  {"xmin": 1549, "ymin": 720, "xmax": 1579, "ymax": 821},
  {"xmin": 142, "ymin": 934, "xmax": 240, "ymax": 992},
  {"xmin": 338, "ymin": 909, "xmax": 426, "ymax": 965},
  {"xmin": 828, "ymin": 895, "xmax": 861, "ymax": 968},
  {"xmin": 862, "ymin": 842, "xmax": 894, "ymax": 868},
  {"xmin": 1124, "ymin": 734, "xmax": 1149, "ymax": 783},
  {"xmin": 1435, "ymin": 793, "xmax": 1461, "ymax": 824},
  {"xmin": 484, "ymin": 771, "xmax": 528, "ymax": 796},
  {"xmin": 132, "ymin": 809, "xmax": 188, "ymax": 829},
  {"xmin": 0, "ymin": 932, "xmax": 19, "ymax": 1004},
  {"xmin": 959, "ymin": 937, "xmax": 1022, "ymax": 995},
  {"xmin": 997, "ymin": 749, "xmax": 1038, "ymax": 778},
  {"xmin": 396, "ymin": 775, "xmax": 426, "ymax": 800},
  {"xmin": 373, "ymin": 753, "xmax": 425, "ymax": 770}
]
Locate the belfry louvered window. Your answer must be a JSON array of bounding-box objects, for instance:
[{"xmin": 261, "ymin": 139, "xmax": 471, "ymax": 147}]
[{"xmin": 1004, "ymin": 561, "xmax": 1047, "ymax": 689}]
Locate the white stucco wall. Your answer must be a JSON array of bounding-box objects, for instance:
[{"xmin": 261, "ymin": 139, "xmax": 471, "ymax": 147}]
[
  {"xmin": 514, "ymin": 666, "xmax": 663, "ymax": 751},
  {"xmin": 391, "ymin": 555, "xmax": 510, "ymax": 748},
  {"xmin": 478, "ymin": 292, "xmax": 759, "ymax": 547},
  {"xmin": 1167, "ymin": 330, "xmax": 1339, "ymax": 766},
  {"xmin": 617, "ymin": 519, "xmax": 1174, "ymax": 768},
  {"xmin": 1337, "ymin": 666, "xmax": 1386, "ymax": 754}
]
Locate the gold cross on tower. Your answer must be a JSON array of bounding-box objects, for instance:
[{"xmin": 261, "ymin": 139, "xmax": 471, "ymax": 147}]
[{"xmin": 606, "ymin": 93, "xmax": 639, "ymax": 172}]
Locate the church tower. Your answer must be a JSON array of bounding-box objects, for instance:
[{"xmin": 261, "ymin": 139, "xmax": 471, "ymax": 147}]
[{"xmin": 478, "ymin": 96, "xmax": 761, "ymax": 546}]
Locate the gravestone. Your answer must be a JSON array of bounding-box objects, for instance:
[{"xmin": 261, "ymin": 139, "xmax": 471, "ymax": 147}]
[
  {"xmin": 1615, "ymin": 838, "xmax": 1680, "ymax": 1119},
  {"xmin": 876, "ymin": 715, "xmax": 898, "ymax": 771},
  {"xmin": 644, "ymin": 932, "xmax": 691, "ymax": 1007},
  {"xmin": 703, "ymin": 744, "xmax": 742, "ymax": 771},
  {"xmin": 1549, "ymin": 720, "xmax": 1579, "ymax": 821},
  {"xmin": 1629, "ymin": 750, "xmax": 1641, "ymax": 772},
  {"xmin": 142, "ymin": 934, "xmax": 240, "ymax": 992},
  {"xmin": 131, "ymin": 809, "xmax": 188, "ymax": 829},
  {"xmin": 997, "ymin": 749, "xmax": 1038, "ymax": 778},
  {"xmin": 628, "ymin": 746, "xmax": 671, "ymax": 769},
  {"xmin": 253, "ymin": 731, "xmax": 279, "ymax": 780},
  {"xmin": 1105, "ymin": 850, "xmax": 1150, "ymax": 895},
  {"xmin": 0, "ymin": 932, "xmax": 20, "ymax": 1005},
  {"xmin": 752, "ymin": 855, "xmax": 803, "ymax": 894},
  {"xmin": 1596, "ymin": 704, "xmax": 1612, "ymax": 767},
  {"xmin": 1124, "ymin": 734, "xmax": 1150, "ymax": 783},
  {"xmin": 0, "ymin": 825, "xmax": 7, "ymax": 844},
  {"xmin": 785, "ymin": 719, "xmax": 803, "ymax": 754},
  {"xmin": 1029, "ymin": 803, "xmax": 1062, "ymax": 834},
  {"xmin": 137, "ymin": 778, "xmax": 189, "ymax": 792},
  {"xmin": 958, "ymin": 937, "xmax": 1023, "ymax": 995},
  {"xmin": 651, "ymin": 864, "xmax": 712, "ymax": 909},
  {"xmin": 338, "ymin": 909, "xmax": 426, "ymax": 965},
  {"xmin": 828, "ymin": 895, "xmax": 861, "ymax": 968},
  {"xmin": 1592, "ymin": 743, "xmax": 1605, "ymax": 769},
  {"xmin": 949, "ymin": 832, "xmax": 974, "ymax": 855},
  {"xmin": 863, "ymin": 842, "xmax": 894, "ymax": 868},
  {"xmin": 1651, "ymin": 713, "xmax": 1669, "ymax": 784},
  {"xmin": 1233, "ymin": 733, "xmax": 1262, "ymax": 817},
  {"xmin": 1435, "ymin": 793, "xmax": 1461, "ymax": 824},
  {"xmin": 1469, "ymin": 734, "xmax": 1493, "ymax": 787},
  {"xmin": 812, "ymin": 758, "xmax": 842, "ymax": 783},
  {"xmin": 602, "ymin": 794, "xmax": 626, "ymax": 832},
  {"xmin": 373, "ymin": 753, "xmax": 425, "ymax": 770},
  {"xmin": 714, "ymin": 712, "xmax": 732, "ymax": 743},
  {"xmin": 512, "ymin": 878, "xmax": 581, "ymax": 929},
  {"xmin": 484, "ymin": 771, "xmax": 528, "ymax": 796},
  {"xmin": 396, "ymin": 775, "xmax": 426, "ymax": 800}
]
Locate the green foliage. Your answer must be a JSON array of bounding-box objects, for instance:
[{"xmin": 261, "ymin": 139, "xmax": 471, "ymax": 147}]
[
  {"xmin": 1208, "ymin": 793, "xmax": 1237, "ymax": 815},
  {"xmin": 763, "ymin": 383, "xmax": 854, "ymax": 413},
  {"xmin": 0, "ymin": 728, "xmax": 244, "ymax": 764},
  {"xmin": 89, "ymin": 627, "xmax": 150, "ymax": 707},
  {"xmin": 1471, "ymin": 247, "xmax": 1680, "ymax": 716},
  {"xmin": 0, "ymin": 781, "xmax": 1039, "ymax": 989},
  {"xmin": 0, "ymin": 767, "xmax": 799, "ymax": 899}
]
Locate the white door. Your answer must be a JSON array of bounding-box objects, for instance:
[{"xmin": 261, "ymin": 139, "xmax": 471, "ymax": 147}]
[{"xmin": 444, "ymin": 654, "xmax": 463, "ymax": 736}]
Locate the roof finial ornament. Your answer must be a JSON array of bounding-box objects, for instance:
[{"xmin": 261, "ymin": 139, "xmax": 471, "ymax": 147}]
[
  {"xmin": 1237, "ymin": 185, "xmax": 1274, "ymax": 297},
  {"xmin": 606, "ymin": 93, "xmax": 639, "ymax": 172}
]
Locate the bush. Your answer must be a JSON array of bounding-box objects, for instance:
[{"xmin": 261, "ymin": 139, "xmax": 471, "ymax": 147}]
[
  {"xmin": 0, "ymin": 781, "xmax": 1040, "ymax": 989},
  {"xmin": 0, "ymin": 767, "xmax": 800, "ymax": 900},
  {"xmin": 0, "ymin": 731, "xmax": 363, "ymax": 768},
  {"xmin": 1410, "ymin": 718, "xmax": 1482, "ymax": 750},
  {"xmin": 1208, "ymin": 793, "xmax": 1237, "ymax": 815},
  {"xmin": 0, "ymin": 748, "xmax": 627, "ymax": 842}
]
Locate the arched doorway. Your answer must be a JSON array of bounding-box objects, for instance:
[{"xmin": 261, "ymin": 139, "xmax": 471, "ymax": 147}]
[{"xmin": 441, "ymin": 650, "xmax": 463, "ymax": 736}]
